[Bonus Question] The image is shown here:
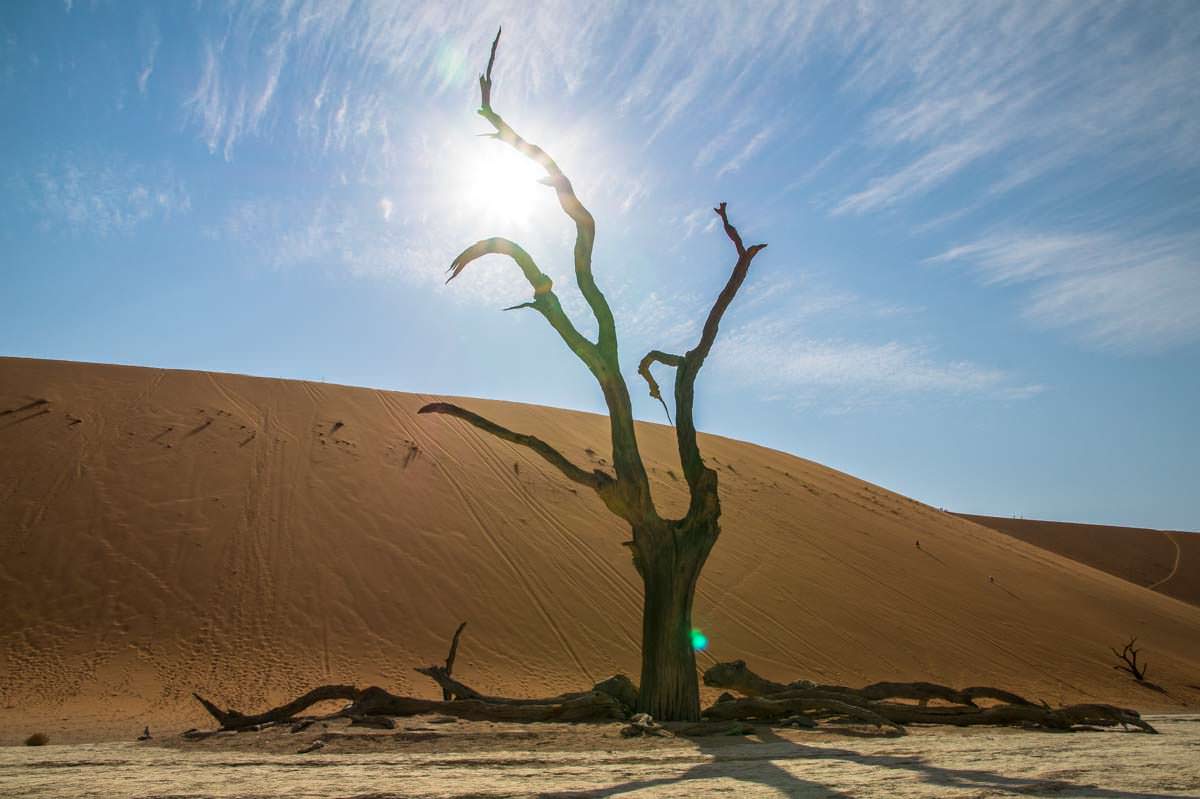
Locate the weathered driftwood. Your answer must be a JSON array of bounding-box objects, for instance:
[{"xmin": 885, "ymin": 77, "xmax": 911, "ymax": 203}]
[
  {"xmin": 348, "ymin": 713, "xmax": 397, "ymax": 730},
  {"xmin": 415, "ymin": 665, "xmax": 638, "ymax": 715},
  {"xmin": 703, "ymin": 660, "xmax": 1033, "ymax": 707},
  {"xmin": 872, "ymin": 701, "xmax": 1157, "ymax": 733},
  {"xmin": 192, "ymin": 685, "xmax": 360, "ymax": 731},
  {"xmin": 193, "ymin": 678, "xmax": 632, "ymax": 732},
  {"xmin": 701, "ymin": 661, "xmax": 1157, "ymax": 734},
  {"xmin": 351, "ymin": 686, "xmax": 625, "ymax": 722},
  {"xmin": 703, "ymin": 695, "xmax": 904, "ymax": 734}
]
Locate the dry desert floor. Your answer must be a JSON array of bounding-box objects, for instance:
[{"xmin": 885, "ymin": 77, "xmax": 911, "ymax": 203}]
[{"xmin": 3, "ymin": 715, "xmax": 1200, "ymax": 798}]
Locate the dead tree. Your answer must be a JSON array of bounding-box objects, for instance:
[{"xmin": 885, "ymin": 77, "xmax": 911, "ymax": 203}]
[
  {"xmin": 418, "ymin": 29, "xmax": 766, "ymax": 722},
  {"xmin": 1111, "ymin": 636, "xmax": 1148, "ymax": 681}
]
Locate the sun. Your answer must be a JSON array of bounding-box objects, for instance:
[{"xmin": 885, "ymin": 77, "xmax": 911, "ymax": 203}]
[{"xmin": 457, "ymin": 139, "xmax": 547, "ymax": 227}]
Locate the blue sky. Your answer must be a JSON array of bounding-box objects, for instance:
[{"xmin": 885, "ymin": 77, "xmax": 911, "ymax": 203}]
[{"xmin": 2, "ymin": 1, "xmax": 1198, "ymax": 530}]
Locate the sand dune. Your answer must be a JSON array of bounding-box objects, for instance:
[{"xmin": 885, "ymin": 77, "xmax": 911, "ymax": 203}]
[
  {"xmin": 957, "ymin": 513, "xmax": 1199, "ymax": 608},
  {"xmin": 2, "ymin": 357, "xmax": 1199, "ymax": 743}
]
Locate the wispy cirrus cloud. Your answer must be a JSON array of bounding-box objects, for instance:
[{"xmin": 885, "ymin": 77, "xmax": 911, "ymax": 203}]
[
  {"xmin": 832, "ymin": 3, "xmax": 1200, "ymax": 216},
  {"xmin": 930, "ymin": 229, "xmax": 1200, "ymax": 352},
  {"xmin": 177, "ymin": 2, "xmax": 1200, "ymax": 229},
  {"xmin": 137, "ymin": 21, "xmax": 159, "ymax": 95},
  {"xmin": 710, "ymin": 319, "xmax": 1044, "ymax": 413},
  {"xmin": 22, "ymin": 157, "xmax": 190, "ymax": 236}
]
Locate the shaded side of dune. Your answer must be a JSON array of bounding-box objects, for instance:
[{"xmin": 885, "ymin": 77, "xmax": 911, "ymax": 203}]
[{"xmin": 956, "ymin": 513, "xmax": 1199, "ymax": 608}]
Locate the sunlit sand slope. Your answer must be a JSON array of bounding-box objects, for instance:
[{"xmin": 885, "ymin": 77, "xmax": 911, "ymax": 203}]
[
  {"xmin": 2, "ymin": 357, "xmax": 1199, "ymax": 741},
  {"xmin": 957, "ymin": 514, "xmax": 1199, "ymax": 608}
]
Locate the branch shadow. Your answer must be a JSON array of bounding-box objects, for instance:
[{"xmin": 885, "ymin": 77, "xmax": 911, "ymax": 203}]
[{"xmin": 544, "ymin": 724, "xmax": 1178, "ymax": 799}]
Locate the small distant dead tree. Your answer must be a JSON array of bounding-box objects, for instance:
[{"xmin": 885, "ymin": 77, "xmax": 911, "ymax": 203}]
[
  {"xmin": 418, "ymin": 28, "xmax": 767, "ymax": 722},
  {"xmin": 1111, "ymin": 636, "xmax": 1148, "ymax": 682}
]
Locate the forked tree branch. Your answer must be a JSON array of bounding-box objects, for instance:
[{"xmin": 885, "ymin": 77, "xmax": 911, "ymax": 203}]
[
  {"xmin": 639, "ymin": 203, "xmax": 766, "ymax": 511},
  {"xmin": 1111, "ymin": 636, "xmax": 1148, "ymax": 681},
  {"xmin": 695, "ymin": 203, "xmax": 768, "ymax": 369},
  {"xmin": 418, "ymin": 402, "xmax": 617, "ymax": 501},
  {"xmin": 475, "ymin": 27, "xmax": 616, "ymax": 358},
  {"xmin": 447, "ymin": 237, "xmax": 602, "ymax": 371},
  {"xmin": 637, "ymin": 350, "xmax": 683, "ymax": 423},
  {"xmin": 444, "ymin": 27, "xmax": 652, "ymax": 520}
]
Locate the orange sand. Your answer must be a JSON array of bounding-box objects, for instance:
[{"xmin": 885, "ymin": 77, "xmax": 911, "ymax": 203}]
[
  {"xmin": 957, "ymin": 513, "xmax": 1199, "ymax": 607},
  {"xmin": 2, "ymin": 357, "xmax": 1198, "ymax": 743}
]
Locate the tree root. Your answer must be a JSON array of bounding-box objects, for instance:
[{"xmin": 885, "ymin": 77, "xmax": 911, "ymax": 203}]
[{"xmin": 702, "ymin": 661, "xmax": 1157, "ymax": 734}]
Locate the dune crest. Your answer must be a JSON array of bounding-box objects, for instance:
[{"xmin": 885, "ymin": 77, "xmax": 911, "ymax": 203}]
[
  {"xmin": 958, "ymin": 513, "xmax": 1198, "ymax": 608},
  {"xmin": 2, "ymin": 357, "xmax": 1199, "ymax": 741}
]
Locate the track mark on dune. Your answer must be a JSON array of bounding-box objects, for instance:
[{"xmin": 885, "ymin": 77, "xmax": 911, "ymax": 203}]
[
  {"xmin": 184, "ymin": 418, "xmax": 213, "ymax": 438},
  {"xmin": 377, "ymin": 392, "xmax": 594, "ymax": 682},
  {"xmin": 1148, "ymin": 532, "xmax": 1182, "ymax": 590},
  {"xmin": 0, "ymin": 406, "xmax": 51, "ymax": 430},
  {"xmin": 431, "ymin": 405, "xmax": 824, "ymax": 670},
  {"xmin": 447, "ymin": 423, "xmax": 642, "ymax": 654},
  {"xmin": 205, "ymin": 372, "xmax": 256, "ymax": 424},
  {"xmin": 802, "ymin": 527, "xmax": 1089, "ymax": 696},
  {"xmin": 0, "ymin": 398, "xmax": 47, "ymax": 416}
]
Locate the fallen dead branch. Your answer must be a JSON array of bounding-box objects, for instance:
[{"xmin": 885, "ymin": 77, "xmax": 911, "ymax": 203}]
[
  {"xmin": 702, "ymin": 660, "xmax": 1157, "ymax": 734},
  {"xmin": 189, "ymin": 633, "xmax": 1155, "ymax": 736},
  {"xmin": 191, "ymin": 685, "xmax": 359, "ymax": 731}
]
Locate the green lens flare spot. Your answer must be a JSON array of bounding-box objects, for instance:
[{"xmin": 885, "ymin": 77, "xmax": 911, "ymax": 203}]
[{"xmin": 690, "ymin": 629, "xmax": 708, "ymax": 651}]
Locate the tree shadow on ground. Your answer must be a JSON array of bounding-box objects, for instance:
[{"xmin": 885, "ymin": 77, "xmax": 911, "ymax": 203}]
[{"xmin": 546, "ymin": 724, "xmax": 1178, "ymax": 799}]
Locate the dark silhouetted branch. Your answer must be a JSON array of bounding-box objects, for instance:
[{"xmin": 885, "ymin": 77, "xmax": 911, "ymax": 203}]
[
  {"xmin": 642, "ymin": 204, "xmax": 766, "ymax": 514},
  {"xmin": 637, "ymin": 350, "xmax": 683, "ymax": 423},
  {"xmin": 1111, "ymin": 636, "xmax": 1148, "ymax": 681},
  {"xmin": 418, "ymin": 402, "xmax": 614, "ymax": 498},
  {"xmin": 701, "ymin": 659, "xmax": 1156, "ymax": 734},
  {"xmin": 444, "ymin": 28, "xmax": 653, "ymax": 521},
  {"xmin": 193, "ymin": 685, "xmax": 360, "ymax": 730},
  {"xmin": 440, "ymin": 622, "xmax": 468, "ymax": 701}
]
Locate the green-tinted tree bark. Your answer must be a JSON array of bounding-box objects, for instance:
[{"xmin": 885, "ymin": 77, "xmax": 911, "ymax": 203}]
[{"xmin": 420, "ymin": 29, "xmax": 766, "ymax": 722}]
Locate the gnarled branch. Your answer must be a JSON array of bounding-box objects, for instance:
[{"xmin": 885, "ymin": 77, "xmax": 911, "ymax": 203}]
[
  {"xmin": 193, "ymin": 685, "xmax": 360, "ymax": 730},
  {"xmin": 448, "ymin": 237, "xmax": 552, "ymax": 295},
  {"xmin": 475, "ymin": 27, "xmax": 615, "ymax": 357},
  {"xmin": 444, "ymin": 28, "xmax": 653, "ymax": 521},
  {"xmin": 637, "ymin": 350, "xmax": 683, "ymax": 423},
  {"xmin": 639, "ymin": 204, "xmax": 766, "ymax": 514},
  {"xmin": 448, "ymin": 237, "xmax": 602, "ymax": 372},
  {"xmin": 418, "ymin": 402, "xmax": 616, "ymax": 500},
  {"xmin": 1111, "ymin": 636, "xmax": 1148, "ymax": 681}
]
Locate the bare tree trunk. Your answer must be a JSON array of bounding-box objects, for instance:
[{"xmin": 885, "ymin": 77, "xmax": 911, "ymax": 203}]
[{"xmin": 635, "ymin": 519, "xmax": 718, "ymax": 722}]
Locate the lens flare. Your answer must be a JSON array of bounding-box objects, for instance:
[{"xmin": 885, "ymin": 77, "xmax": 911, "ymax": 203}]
[{"xmin": 690, "ymin": 628, "xmax": 708, "ymax": 651}]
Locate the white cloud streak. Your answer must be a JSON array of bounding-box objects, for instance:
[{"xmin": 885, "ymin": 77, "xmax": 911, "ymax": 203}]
[
  {"xmin": 137, "ymin": 29, "xmax": 159, "ymax": 95},
  {"xmin": 831, "ymin": 3, "xmax": 1200, "ymax": 215},
  {"xmin": 25, "ymin": 158, "xmax": 190, "ymax": 237},
  {"xmin": 710, "ymin": 319, "xmax": 1039, "ymax": 412},
  {"xmin": 930, "ymin": 230, "xmax": 1200, "ymax": 352}
]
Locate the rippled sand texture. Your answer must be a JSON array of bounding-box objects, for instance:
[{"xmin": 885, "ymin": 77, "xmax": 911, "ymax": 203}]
[
  {"xmin": 2, "ymin": 357, "xmax": 1199, "ymax": 744},
  {"xmin": 2, "ymin": 716, "xmax": 1199, "ymax": 798}
]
